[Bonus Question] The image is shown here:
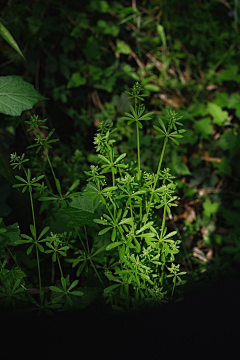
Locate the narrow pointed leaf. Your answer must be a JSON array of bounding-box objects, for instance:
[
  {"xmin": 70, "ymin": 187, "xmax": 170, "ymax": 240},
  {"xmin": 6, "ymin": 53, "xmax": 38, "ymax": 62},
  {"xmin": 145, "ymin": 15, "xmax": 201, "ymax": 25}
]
[
  {"xmin": 68, "ymin": 279, "xmax": 79, "ymax": 292},
  {"xmin": 162, "ymin": 231, "xmax": 177, "ymax": 240},
  {"xmin": 104, "ymin": 284, "xmax": 121, "ymax": 293},
  {"xmin": 98, "ymin": 154, "xmax": 111, "ymax": 164},
  {"xmin": 38, "ymin": 226, "xmax": 50, "ymax": 240},
  {"xmin": 114, "ymin": 153, "xmax": 126, "ymax": 164},
  {"xmin": 65, "ymin": 180, "xmax": 80, "ymax": 196},
  {"xmin": 106, "ymin": 241, "xmax": 122, "ymax": 250},
  {"xmin": 0, "ymin": 21, "xmax": 26, "ymax": 60},
  {"xmin": 136, "ymin": 221, "xmax": 154, "ymax": 234},
  {"xmin": 98, "ymin": 227, "xmax": 112, "ymax": 235}
]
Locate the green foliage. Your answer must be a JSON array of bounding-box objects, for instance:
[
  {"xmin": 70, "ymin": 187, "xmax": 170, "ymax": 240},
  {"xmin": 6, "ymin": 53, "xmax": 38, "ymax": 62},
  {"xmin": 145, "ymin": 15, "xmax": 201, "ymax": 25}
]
[
  {"xmin": 0, "ymin": 76, "xmax": 46, "ymax": 116},
  {"xmin": 59, "ymin": 183, "xmax": 101, "ymax": 227},
  {"xmin": 203, "ymin": 199, "xmax": 219, "ymax": 218},
  {"xmin": 0, "ymin": 0, "xmax": 240, "ymax": 314},
  {"xmin": 0, "ymin": 21, "xmax": 26, "ymax": 60}
]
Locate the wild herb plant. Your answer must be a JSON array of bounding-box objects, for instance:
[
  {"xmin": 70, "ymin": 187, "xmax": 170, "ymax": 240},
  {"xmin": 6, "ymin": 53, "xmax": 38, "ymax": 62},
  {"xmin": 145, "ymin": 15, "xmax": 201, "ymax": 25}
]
[
  {"xmin": 85, "ymin": 82, "xmax": 187, "ymax": 310},
  {"xmin": 5, "ymin": 116, "xmax": 84, "ymax": 313},
  {"xmin": 1, "ymin": 79, "xmax": 187, "ymax": 314}
]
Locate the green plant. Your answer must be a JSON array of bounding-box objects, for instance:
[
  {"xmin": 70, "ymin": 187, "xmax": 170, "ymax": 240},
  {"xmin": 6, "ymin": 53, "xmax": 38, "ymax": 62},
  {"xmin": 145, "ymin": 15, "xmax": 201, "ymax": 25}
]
[
  {"xmin": 84, "ymin": 82, "xmax": 187, "ymax": 310},
  {"xmin": 1, "ymin": 1, "xmax": 240, "ymax": 315}
]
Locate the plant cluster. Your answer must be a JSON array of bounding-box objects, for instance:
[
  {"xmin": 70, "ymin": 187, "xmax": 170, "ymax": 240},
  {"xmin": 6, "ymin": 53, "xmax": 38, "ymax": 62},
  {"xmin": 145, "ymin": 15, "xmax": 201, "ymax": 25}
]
[
  {"xmin": 0, "ymin": 82, "xmax": 187, "ymax": 313},
  {"xmin": 1, "ymin": 0, "xmax": 240, "ymax": 313}
]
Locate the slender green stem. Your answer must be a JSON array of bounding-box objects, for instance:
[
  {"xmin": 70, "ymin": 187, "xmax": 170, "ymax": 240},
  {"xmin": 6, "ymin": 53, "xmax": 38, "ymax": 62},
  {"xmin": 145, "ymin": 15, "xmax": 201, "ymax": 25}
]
[
  {"xmin": 112, "ymin": 169, "xmax": 115, "ymax": 187},
  {"xmin": 27, "ymin": 169, "xmax": 43, "ymax": 303},
  {"xmin": 159, "ymin": 195, "xmax": 167, "ymax": 285},
  {"xmin": 57, "ymin": 254, "xmax": 64, "ymax": 279},
  {"xmin": 136, "ymin": 122, "xmax": 141, "ymax": 176},
  {"xmin": 145, "ymin": 137, "xmax": 168, "ymax": 222},
  {"xmin": 105, "ymin": 201, "xmax": 127, "ymax": 242},
  {"xmin": 135, "ymin": 97, "xmax": 141, "ymax": 178},
  {"xmin": 29, "ymin": 192, "xmax": 36, "ymax": 234},
  {"xmin": 129, "ymin": 199, "xmax": 135, "ymax": 233},
  {"xmin": 33, "ymin": 126, "xmax": 55, "ymax": 194},
  {"xmin": 45, "ymin": 151, "xmax": 62, "ymax": 198},
  {"xmin": 35, "ymin": 245, "xmax": 43, "ymax": 305},
  {"xmin": 75, "ymin": 227, "xmax": 88, "ymax": 253},
  {"xmin": 23, "ymin": 162, "xmax": 43, "ymax": 304},
  {"xmin": 139, "ymin": 197, "xmax": 143, "ymax": 224},
  {"xmin": 37, "ymin": 158, "xmax": 53, "ymax": 192},
  {"xmin": 159, "ymin": 195, "xmax": 167, "ymax": 245},
  {"xmin": 84, "ymin": 225, "xmax": 90, "ymax": 254},
  {"xmin": 6, "ymin": 246, "xmax": 19, "ymax": 267},
  {"xmin": 108, "ymin": 148, "xmax": 116, "ymax": 220},
  {"xmin": 76, "ymin": 227, "xmax": 103, "ymax": 286},
  {"xmin": 88, "ymin": 257, "xmax": 104, "ymax": 285},
  {"xmin": 171, "ymin": 277, "xmax": 176, "ymax": 301}
]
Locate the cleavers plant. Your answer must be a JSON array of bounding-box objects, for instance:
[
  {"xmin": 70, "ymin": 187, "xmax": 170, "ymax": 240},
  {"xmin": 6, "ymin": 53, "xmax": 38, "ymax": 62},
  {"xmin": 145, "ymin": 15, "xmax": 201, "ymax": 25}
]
[
  {"xmin": 85, "ymin": 82, "xmax": 187, "ymax": 310},
  {"xmin": 2, "ymin": 82, "xmax": 187, "ymax": 314}
]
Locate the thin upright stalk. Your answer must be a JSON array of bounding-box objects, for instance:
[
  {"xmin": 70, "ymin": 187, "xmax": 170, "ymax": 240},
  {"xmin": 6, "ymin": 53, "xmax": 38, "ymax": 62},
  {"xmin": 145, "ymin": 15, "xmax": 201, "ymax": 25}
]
[
  {"xmin": 145, "ymin": 137, "xmax": 168, "ymax": 222},
  {"xmin": 36, "ymin": 246, "xmax": 43, "ymax": 305},
  {"xmin": 135, "ymin": 97, "xmax": 141, "ymax": 178},
  {"xmin": 25, "ymin": 166, "xmax": 43, "ymax": 305},
  {"xmin": 81, "ymin": 225, "xmax": 103, "ymax": 285}
]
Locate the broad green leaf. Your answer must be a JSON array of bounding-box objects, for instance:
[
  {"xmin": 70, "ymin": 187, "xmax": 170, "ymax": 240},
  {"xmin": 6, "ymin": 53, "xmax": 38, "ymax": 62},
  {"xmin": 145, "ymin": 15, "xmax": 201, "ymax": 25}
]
[
  {"xmin": 0, "ymin": 76, "xmax": 46, "ymax": 116},
  {"xmin": 0, "ymin": 21, "xmax": 26, "ymax": 60},
  {"xmin": 208, "ymin": 102, "xmax": 228, "ymax": 126},
  {"xmin": 178, "ymin": 129, "xmax": 197, "ymax": 145},
  {"xmin": 214, "ymin": 92, "xmax": 229, "ymax": 108},
  {"xmin": 171, "ymin": 151, "xmax": 191, "ymax": 176},
  {"xmin": 67, "ymin": 72, "xmax": 86, "ymax": 88},
  {"xmin": 59, "ymin": 182, "xmax": 100, "ymax": 227},
  {"xmin": 0, "ymin": 220, "xmax": 21, "ymax": 247},
  {"xmin": 215, "ymin": 65, "xmax": 240, "ymax": 84},
  {"xmin": 216, "ymin": 130, "xmax": 238, "ymax": 159},
  {"xmin": 116, "ymin": 40, "xmax": 132, "ymax": 54},
  {"xmin": 212, "ymin": 156, "xmax": 232, "ymax": 176},
  {"xmin": 203, "ymin": 199, "xmax": 220, "ymax": 217},
  {"xmin": 193, "ymin": 117, "xmax": 213, "ymax": 139}
]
